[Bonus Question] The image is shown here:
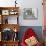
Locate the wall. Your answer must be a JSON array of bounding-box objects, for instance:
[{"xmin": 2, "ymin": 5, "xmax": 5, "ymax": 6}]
[
  {"xmin": 18, "ymin": 0, "xmax": 44, "ymax": 26},
  {"xmin": 0, "ymin": 0, "xmax": 15, "ymax": 7},
  {"xmin": 0, "ymin": 0, "xmax": 44, "ymax": 26}
]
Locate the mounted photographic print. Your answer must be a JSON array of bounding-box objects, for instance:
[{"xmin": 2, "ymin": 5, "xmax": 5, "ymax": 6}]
[
  {"xmin": 23, "ymin": 8, "xmax": 38, "ymax": 20},
  {"xmin": 2, "ymin": 10, "xmax": 9, "ymax": 15}
]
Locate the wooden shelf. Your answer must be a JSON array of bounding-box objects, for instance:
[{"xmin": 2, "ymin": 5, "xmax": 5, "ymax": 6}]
[
  {"xmin": 0, "ymin": 7, "xmax": 19, "ymax": 46},
  {"xmin": 0, "ymin": 24, "xmax": 19, "ymax": 32},
  {"xmin": 2, "ymin": 40, "xmax": 19, "ymax": 42},
  {"xmin": 0, "ymin": 7, "xmax": 19, "ymax": 10},
  {"xmin": 0, "ymin": 40, "xmax": 19, "ymax": 46}
]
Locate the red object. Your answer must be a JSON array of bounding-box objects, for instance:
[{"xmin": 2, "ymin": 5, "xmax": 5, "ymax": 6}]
[{"xmin": 21, "ymin": 28, "xmax": 41, "ymax": 46}]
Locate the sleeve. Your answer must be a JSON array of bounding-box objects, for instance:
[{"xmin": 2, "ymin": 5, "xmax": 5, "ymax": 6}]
[{"xmin": 35, "ymin": 42, "xmax": 41, "ymax": 46}]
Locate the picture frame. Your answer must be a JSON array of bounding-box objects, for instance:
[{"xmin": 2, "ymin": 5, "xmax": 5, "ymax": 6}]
[
  {"xmin": 23, "ymin": 8, "xmax": 38, "ymax": 20},
  {"xmin": 2, "ymin": 10, "xmax": 9, "ymax": 15}
]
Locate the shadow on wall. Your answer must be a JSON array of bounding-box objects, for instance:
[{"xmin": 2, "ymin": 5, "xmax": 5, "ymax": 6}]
[{"xmin": 18, "ymin": 26, "xmax": 43, "ymax": 43}]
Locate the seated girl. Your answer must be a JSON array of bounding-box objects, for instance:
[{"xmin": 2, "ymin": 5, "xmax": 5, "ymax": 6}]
[{"xmin": 21, "ymin": 28, "xmax": 41, "ymax": 46}]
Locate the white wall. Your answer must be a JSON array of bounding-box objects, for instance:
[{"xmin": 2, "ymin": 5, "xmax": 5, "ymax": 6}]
[
  {"xmin": 0, "ymin": 0, "xmax": 15, "ymax": 7},
  {"xmin": 0, "ymin": 0, "xmax": 44, "ymax": 26},
  {"xmin": 18, "ymin": 0, "xmax": 44, "ymax": 26}
]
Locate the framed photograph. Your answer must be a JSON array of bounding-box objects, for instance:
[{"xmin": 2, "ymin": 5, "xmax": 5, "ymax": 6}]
[
  {"xmin": 23, "ymin": 8, "xmax": 38, "ymax": 20},
  {"xmin": 2, "ymin": 10, "xmax": 9, "ymax": 15}
]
